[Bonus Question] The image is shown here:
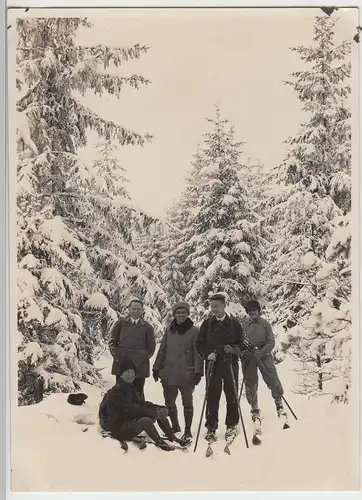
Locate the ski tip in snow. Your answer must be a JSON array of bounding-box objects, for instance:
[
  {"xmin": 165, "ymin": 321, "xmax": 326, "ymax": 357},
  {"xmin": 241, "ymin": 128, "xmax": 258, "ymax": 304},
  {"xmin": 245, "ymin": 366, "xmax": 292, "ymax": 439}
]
[
  {"xmin": 205, "ymin": 445, "xmax": 214, "ymax": 458},
  {"xmin": 252, "ymin": 435, "xmax": 262, "ymax": 446},
  {"xmin": 224, "ymin": 445, "xmax": 231, "ymax": 455},
  {"xmin": 283, "ymin": 423, "xmax": 290, "ymax": 430}
]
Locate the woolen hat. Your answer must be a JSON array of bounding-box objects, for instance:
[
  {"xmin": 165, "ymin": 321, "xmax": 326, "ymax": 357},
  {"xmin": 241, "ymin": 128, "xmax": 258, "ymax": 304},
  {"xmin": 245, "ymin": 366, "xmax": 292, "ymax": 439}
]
[
  {"xmin": 172, "ymin": 301, "xmax": 190, "ymax": 316},
  {"xmin": 119, "ymin": 359, "xmax": 137, "ymax": 375}
]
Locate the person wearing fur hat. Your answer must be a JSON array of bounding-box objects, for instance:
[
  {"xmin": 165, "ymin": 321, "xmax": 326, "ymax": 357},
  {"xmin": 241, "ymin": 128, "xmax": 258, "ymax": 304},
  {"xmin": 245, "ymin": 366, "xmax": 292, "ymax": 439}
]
[
  {"xmin": 108, "ymin": 298, "xmax": 156, "ymax": 401},
  {"xmin": 241, "ymin": 299, "xmax": 286, "ymax": 422},
  {"xmin": 100, "ymin": 359, "xmax": 191, "ymax": 451},
  {"xmin": 152, "ymin": 301, "xmax": 204, "ymax": 441}
]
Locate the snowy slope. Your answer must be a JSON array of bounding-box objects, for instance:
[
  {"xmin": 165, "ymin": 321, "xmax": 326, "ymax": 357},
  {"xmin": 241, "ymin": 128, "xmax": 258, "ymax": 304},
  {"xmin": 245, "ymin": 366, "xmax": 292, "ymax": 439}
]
[{"xmin": 11, "ymin": 352, "xmax": 358, "ymax": 492}]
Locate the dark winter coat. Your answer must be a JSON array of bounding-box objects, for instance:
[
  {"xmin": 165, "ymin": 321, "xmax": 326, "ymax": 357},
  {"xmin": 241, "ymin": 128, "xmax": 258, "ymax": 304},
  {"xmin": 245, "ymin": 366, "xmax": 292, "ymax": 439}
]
[
  {"xmin": 108, "ymin": 317, "xmax": 156, "ymax": 378},
  {"xmin": 196, "ymin": 314, "xmax": 244, "ymax": 365},
  {"xmin": 105, "ymin": 380, "xmax": 159, "ymax": 433},
  {"xmin": 153, "ymin": 318, "xmax": 204, "ymax": 387},
  {"xmin": 241, "ymin": 317, "xmax": 275, "ymax": 355}
]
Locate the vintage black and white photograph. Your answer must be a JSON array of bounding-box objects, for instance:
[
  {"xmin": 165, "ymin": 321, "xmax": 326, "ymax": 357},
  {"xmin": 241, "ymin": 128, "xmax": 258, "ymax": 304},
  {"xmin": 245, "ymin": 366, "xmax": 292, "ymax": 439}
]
[{"xmin": 9, "ymin": 6, "xmax": 359, "ymax": 492}]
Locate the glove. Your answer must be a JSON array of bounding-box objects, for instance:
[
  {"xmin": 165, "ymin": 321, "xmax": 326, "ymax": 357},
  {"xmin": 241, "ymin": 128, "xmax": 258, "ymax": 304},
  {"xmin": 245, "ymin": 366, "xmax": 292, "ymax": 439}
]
[
  {"xmin": 194, "ymin": 373, "xmax": 202, "ymax": 386},
  {"xmin": 224, "ymin": 345, "xmax": 241, "ymax": 356},
  {"xmin": 152, "ymin": 370, "xmax": 159, "ymax": 382},
  {"xmin": 156, "ymin": 407, "xmax": 168, "ymax": 419},
  {"xmin": 254, "ymin": 349, "xmax": 264, "ymax": 360},
  {"xmin": 207, "ymin": 352, "xmax": 217, "ymax": 362}
]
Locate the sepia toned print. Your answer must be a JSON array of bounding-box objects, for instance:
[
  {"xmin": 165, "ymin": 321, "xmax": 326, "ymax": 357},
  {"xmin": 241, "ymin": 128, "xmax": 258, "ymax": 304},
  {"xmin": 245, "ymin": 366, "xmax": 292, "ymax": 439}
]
[{"xmin": 8, "ymin": 7, "xmax": 359, "ymax": 492}]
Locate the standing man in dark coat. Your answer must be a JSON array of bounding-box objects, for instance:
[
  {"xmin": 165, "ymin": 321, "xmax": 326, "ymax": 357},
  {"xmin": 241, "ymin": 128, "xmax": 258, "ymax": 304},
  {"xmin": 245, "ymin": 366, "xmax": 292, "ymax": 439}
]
[
  {"xmin": 196, "ymin": 293, "xmax": 244, "ymax": 442},
  {"xmin": 108, "ymin": 299, "xmax": 156, "ymax": 401},
  {"xmin": 153, "ymin": 301, "xmax": 204, "ymax": 440},
  {"xmin": 241, "ymin": 300, "xmax": 286, "ymax": 422}
]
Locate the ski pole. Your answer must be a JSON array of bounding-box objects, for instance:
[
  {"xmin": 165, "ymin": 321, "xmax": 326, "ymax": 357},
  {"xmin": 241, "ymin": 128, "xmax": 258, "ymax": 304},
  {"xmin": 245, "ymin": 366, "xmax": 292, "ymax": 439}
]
[
  {"xmin": 238, "ymin": 353, "xmax": 248, "ymax": 403},
  {"xmin": 228, "ymin": 359, "xmax": 249, "ymax": 449},
  {"xmin": 193, "ymin": 354, "xmax": 215, "ymax": 453},
  {"xmin": 256, "ymin": 354, "xmax": 298, "ymax": 421},
  {"xmin": 238, "ymin": 374, "xmax": 245, "ymax": 404}
]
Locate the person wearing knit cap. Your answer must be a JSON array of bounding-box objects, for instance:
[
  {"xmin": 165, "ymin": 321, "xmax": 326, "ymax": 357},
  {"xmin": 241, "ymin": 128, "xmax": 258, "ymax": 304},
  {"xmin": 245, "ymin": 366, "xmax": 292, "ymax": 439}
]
[
  {"xmin": 108, "ymin": 298, "xmax": 156, "ymax": 401},
  {"xmin": 172, "ymin": 301, "xmax": 190, "ymax": 316},
  {"xmin": 196, "ymin": 293, "xmax": 244, "ymax": 442},
  {"xmin": 153, "ymin": 301, "xmax": 204, "ymax": 441},
  {"xmin": 241, "ymin": 299, "xmax": 286, "ymax": 422},
  {"xmin": 99, "ymin": 359, "xmax": 191, "ymax": 451}
]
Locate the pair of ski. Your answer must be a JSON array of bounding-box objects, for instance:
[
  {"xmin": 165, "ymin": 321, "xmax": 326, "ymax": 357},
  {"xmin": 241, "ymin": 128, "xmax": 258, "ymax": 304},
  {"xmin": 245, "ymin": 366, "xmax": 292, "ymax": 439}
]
[
  {"xmin": 205, "ymin": 414, "xmax": 290, "ymax": 456},
  {"xmin": 251, "ymin": 413, "xmax": 290, "ymax": 446},
  {"xmin": 205, "ymin": 428, "xmax": 238, "ymax": 457}
]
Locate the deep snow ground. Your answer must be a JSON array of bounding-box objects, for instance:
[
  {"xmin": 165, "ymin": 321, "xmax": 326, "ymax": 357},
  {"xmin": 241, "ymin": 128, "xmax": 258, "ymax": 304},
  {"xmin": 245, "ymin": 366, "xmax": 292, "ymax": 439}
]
[{"xmin": 11, "ymin": 352, "xmax": 359, "ymax": 492}]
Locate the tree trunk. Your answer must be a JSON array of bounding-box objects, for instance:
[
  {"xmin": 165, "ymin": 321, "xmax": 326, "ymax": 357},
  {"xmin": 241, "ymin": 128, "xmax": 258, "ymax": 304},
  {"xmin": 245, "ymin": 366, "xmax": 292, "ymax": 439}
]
[{"xmin": 316, "ymin": 354, "xmax": 323, "ymax": 390}]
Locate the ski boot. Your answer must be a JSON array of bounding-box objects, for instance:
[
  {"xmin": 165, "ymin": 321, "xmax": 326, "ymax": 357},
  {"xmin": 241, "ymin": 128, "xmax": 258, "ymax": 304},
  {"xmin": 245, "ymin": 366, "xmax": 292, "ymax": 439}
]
[
  {"xmin": 154, "ymin": 439, "xmax": 176, "ymax": 451},
  {"xmin": 205, "ymin": 428, "xmax": 217, "ymax": 443},
  {"xmin": 181, "ymin": 427, "xmax": 192, "ymax": 441},
  {"xmin": 276, "ymin": 402, "xmax": 289, "ymax": 429},
  {"xmin": 174, "ymin": 435, "xmax": 192, "ymax": 447},
  {"xmin": 225, "ymin": 425, "xmax": 237, "ymax": 442},
  {"xmin": 251, "ymin": 408, "xmax": 262, "ymax": 445},
  {"xmin": 251, "ymin": 408, "xmax": 261, "ymax": 423}
]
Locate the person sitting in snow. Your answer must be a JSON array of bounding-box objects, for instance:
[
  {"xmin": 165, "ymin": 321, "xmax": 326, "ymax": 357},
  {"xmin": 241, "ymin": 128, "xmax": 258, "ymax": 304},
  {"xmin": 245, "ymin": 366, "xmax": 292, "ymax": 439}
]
[
  {"xmin": 196, "ymin": 293, "xmax": 244, "ymax": 442},
  {"xmin": 241, "ymin": 300, "xmax": 287, "ymax": 422},
  {"xmin": 108, "ymin": 299, "xmax": 156, "ymax": 401},
  {"xmin": 99, "ymin": 360, "xmax": 191, "ymax": 451},
  {"xmin": 152, "ymin": 301, "xmax": 204, "ymax": 441}
]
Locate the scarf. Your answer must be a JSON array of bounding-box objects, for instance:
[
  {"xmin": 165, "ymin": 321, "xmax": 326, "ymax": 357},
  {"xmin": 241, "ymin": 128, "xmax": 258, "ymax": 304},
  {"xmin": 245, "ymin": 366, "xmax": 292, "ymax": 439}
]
[{"xmin": 170, "ymin": 317, "xmax": 193, "ymax": 335}]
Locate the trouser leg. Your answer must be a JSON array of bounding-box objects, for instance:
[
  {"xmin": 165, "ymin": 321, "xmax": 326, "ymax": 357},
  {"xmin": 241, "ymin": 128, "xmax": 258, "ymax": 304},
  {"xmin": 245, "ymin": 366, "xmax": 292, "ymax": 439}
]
[
  {"xmin": 180, "ymin": 386, "xmax": 194, "ymax": 433},
  {"xmin": 259, "ymin": 354, "xmax": 284, "ymax": 406},
  {"xmin": 242, "ymin": 356, "xmax": 259, "ymax": 412},
  {"xmin": 157, "ymin": 416, "xmax": 176, "ymax": 441},
  {"xmin": 162, "ymin": 383, "xmax": 181, "ymax": 432},
  {"xmin": 223, "ymin": 361, "xmax": 239, "ymax": 428},
  {"xmin": 205, "ymin": 365, "xmax": 223, "ymax": 431}
]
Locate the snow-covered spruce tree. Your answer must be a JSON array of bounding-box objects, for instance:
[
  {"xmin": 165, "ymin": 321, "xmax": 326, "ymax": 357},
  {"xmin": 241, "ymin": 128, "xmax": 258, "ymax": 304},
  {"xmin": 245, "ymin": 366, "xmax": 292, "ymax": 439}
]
[
  {"xmin": 266, "ymin": 192, "xmax": 342, "ymax": 329},
  {"xmin": 280, "ymin": 213, "xmax": 351, "ymax": 402},
  {"xmin": 265, "ymin": 16, "xmax": 351, "ymax": 334},
  {"xmin": 176, "ymin": 107, "xmax": 265, "ymax": 322},
  {"xmin": 16, "ymin": 17, "xmax": 152, "ymax": 405},
  {"xmin": 133, "ymin": 205, "xmax": 188, "ymax": 326},
  {"xmin": 282, "ymin": 15, "xmax": 351, "ymax": 214},
  {"xmin": 156, "ymin": 148, "xmax": 206, "ymax": 318},
  {"xmin": 73, "ymin": 140, "xmax": 170, "ymax": 342}
]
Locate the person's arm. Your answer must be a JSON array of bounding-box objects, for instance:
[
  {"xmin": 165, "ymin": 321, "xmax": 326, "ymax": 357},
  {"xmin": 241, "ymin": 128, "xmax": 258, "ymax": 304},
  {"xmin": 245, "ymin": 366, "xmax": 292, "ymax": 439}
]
[
  {"xmin": 196, "ymin": 319, "xmax": 209, "ymax": 359},
  {"xmin": 146, "ymin": 324, "xmax": 156, "ymax": 358},
  {"xmin": 227, "ymin": 320, "xmax": 244, "ymax": 357},
  {"xmin": 259, "ymin": 320, "xmax": 275, "ymax": 355},
  {"xmin": 108, "ymin": 389, "xmax": 158, "ymax": 419},
  {"xmin": 108, "ymin": 319, "xmax": 122, "ymax": 358},
  {"xmin": 153, "ymin": 331, "xmax": 167, "ymax": 372},
  {"xmin": 193, "ymin": 328, "xmax": 204, "ymax": 375}
]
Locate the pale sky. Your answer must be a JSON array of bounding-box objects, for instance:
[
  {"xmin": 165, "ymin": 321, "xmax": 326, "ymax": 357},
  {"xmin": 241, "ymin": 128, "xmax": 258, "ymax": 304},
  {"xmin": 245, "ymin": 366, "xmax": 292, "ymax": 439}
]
[{"xmin": 76, "ymin": 8, "xmax": 358, "ymax": 217}]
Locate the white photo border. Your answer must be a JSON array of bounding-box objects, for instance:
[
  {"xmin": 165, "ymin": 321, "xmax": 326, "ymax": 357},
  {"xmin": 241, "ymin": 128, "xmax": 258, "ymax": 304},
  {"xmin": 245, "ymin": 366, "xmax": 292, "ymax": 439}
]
[{"xmin": 3, "ymin": 1, "xmax": 361, "ymax": 500}]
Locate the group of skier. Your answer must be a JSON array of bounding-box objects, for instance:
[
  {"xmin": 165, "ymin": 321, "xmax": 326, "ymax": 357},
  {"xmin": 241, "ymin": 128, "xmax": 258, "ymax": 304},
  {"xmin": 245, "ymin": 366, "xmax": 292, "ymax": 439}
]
[{"xmin": 99, "ymin": 293, "xmax": 287, "ymax": 452}]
